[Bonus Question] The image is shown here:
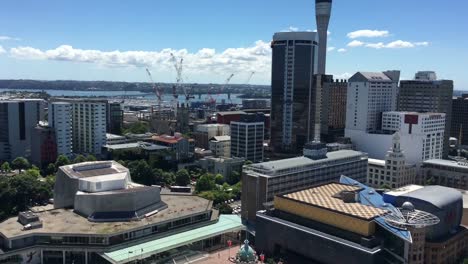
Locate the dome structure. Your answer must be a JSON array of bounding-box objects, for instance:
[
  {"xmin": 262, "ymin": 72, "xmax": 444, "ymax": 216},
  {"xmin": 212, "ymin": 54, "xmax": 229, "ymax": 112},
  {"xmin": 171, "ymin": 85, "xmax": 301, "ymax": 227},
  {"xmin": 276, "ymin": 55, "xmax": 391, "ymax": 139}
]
[
  {"xmin": 236, "ymin": 240, "xmax": 258, "ymax": 263},
  {"xmin": 402, "ymin": 201, "xmax": 415, "ymax": 212}
]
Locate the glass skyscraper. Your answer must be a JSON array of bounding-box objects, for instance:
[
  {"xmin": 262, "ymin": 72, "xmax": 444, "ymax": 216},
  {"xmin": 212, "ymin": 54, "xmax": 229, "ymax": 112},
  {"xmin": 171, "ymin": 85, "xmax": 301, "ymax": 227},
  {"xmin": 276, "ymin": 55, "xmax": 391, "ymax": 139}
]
[{"xmin": 270, "ymin": 32, "xmax": 318, "ymax": 154}]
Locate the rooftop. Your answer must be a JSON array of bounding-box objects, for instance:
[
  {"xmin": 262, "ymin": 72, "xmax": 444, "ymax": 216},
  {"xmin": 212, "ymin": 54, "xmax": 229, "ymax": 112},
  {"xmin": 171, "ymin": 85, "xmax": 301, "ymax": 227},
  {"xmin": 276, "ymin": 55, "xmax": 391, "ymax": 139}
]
[
  {"xmin": 280, "ymin": 183, "xmax": 387, "ymax": 220},
  {"xmin": 368, "ymin": 158, "xmax": 385, "ymax": 167},
  {"xmin": 60, "ymin": 161, "xmax": 128, "ymax": 179},
  {"xmin": 106, "ymin": 133, "xmax": 126, "ymax": 139},
  {"xmin": 423, "ymin": 159, "xmax": 468, "ymax": 170},
  {"xmin": 216, "ymin": 111, "xmax": 246, "ymax": 116},
  {"xmin": 356, "ymin": 72, "xmax": 392, "ymax": 82},
  {"xmin": 393, "ymin": 185, "xmax": 463, "ymax": 209},
  {"xmin": 247, "ymin": 150, "xmax": 366, "ymax": 175},
  {"xmin": 0, "ymin": 195, "xmax": 212, "ymax": 239},
  {"xmin": 210, "ymin": 136, "xmax": 231, "ymax": 142},
  {"xmin": 384, "ymin": 185, "xmax": 424, "ymax": 197},
  {"xmin": 152, "ymin": 134, "xmax": 189, "ymax": 144},
  {"xmin": 102, "ymin": 215, "xmax": 243, "ymax": 264}
]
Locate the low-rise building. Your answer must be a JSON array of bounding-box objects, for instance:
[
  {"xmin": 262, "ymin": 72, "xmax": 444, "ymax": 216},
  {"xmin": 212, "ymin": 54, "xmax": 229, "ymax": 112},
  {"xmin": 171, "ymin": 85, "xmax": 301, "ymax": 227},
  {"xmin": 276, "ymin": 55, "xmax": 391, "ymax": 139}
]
[
  {"xmin": 242, "ymin": 143, "xmax": 368, "ymax": 223},
  {"xmin": 0, "ymin": 161, "xmax": 245, "ymax": 264},
  {"xmin": 106, "ymin": 133, "xmax": 128, "ymax": 145},
  {"xmin": 209, "ymin": 135, "xmax": 231, "ymax": 158},
  {"xmin": 151, "ymin": 133, "xmax": 194, "ymax": 162},
  {"xmin": 384, "ymin": 185, "xmax": 467, "ymax": 264},
  {"xmin": 367, "ymin": 133, "xmax": 417, "ymax": 188},
  {"xmin": 193, "ymin": 124, "xmax": 230, "ymax": 149},
  {"xmin": 198, "ymin": 156, "xmax": 244, "ymax": 180},
  {"xmin": 255, "ymin": 176, "xmax": 413, "ymax": 264},
  {"xmin": 420, "ymin": 159, "xmax": 468, "ymax": 189}
]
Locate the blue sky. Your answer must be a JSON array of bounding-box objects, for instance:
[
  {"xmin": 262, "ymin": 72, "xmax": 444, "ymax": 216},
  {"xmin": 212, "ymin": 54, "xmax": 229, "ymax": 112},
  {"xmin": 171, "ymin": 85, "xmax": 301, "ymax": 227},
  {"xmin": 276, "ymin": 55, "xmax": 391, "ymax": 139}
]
[{"xmin": 0, "ymin": 0, "xmax": 467, "ymax": 89}]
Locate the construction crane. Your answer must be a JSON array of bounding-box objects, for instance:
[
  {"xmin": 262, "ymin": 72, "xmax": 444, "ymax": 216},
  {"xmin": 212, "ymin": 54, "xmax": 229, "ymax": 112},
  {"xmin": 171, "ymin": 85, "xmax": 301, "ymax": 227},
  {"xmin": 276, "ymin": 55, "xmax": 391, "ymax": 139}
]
[
  {"xmin": 245, "ymin": 71, "xmax": 255, "ymax": 85},
  {"xmin": 170, "ymin": 53, "xmax": 184, "ymax": 99},
  {"xmin": 208, "ymin": 73, "xmax": 235, "ymax": 106},
  {"xmin": 145, "ymin": 68, "xmax": 163, "ymax": 115}
]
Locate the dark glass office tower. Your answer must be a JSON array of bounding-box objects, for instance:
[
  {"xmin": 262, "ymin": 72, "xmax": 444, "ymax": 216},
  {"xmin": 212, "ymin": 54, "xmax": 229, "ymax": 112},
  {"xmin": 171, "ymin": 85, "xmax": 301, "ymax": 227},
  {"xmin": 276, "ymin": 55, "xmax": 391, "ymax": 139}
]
[{"xmin": 270, "ymin": 32, "xmax": 318, "ymax": 154}]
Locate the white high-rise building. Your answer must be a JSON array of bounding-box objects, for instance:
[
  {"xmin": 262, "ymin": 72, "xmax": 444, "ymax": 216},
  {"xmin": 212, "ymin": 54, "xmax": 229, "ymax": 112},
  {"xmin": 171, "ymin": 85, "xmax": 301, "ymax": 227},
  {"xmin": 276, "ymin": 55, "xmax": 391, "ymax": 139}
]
[
  {"xmin": 345, "ymin": 71, "xmax": 400, "ymax": 133},
  {"xmin": 72, "ymin": 100, "xmax": 107, "ymax": 156},
  {"xmin": 348, "ymin": 111, "xmax": 445, "ymax": 166},
  {"xmin": 48, "ymin": 102, "xmax": 73, "ymax": 157}
]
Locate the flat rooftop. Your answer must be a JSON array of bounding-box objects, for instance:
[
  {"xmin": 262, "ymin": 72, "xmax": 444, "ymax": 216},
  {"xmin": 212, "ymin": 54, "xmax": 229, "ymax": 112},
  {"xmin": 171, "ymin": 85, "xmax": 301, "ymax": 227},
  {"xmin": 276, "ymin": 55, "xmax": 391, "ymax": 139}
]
[
  {"xmin": 423, "ymin": 159, "xmax": 468, "ymax": 170},
  {"xmin": 384, "ymin": 185, "xmax": 424, "ymax": 197},
  {"xmin": 0, "ymin": 195, "xmax": 212, "ymax": 239},
  {"xmin": 368, "ymin": 158, "xmax": 385, "ymax": 167},
  {"xmin": 247, "ymin": 150, "xmax": 366, "ymax": 175},
  {"xmin": 280, "ymin": 183, "xmax": 387, "ymax": 220},
  {"xmin": 60, "ymin": 161, "xmax": 128, "ymax": 179}
]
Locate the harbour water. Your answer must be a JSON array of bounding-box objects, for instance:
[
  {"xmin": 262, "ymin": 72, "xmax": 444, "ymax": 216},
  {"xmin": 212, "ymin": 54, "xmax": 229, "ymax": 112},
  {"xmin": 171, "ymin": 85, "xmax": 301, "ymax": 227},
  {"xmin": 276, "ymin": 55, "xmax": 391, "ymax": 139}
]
[{"xmin": 0, "ymin": 88, "xmax": 244, "ymax": 105}]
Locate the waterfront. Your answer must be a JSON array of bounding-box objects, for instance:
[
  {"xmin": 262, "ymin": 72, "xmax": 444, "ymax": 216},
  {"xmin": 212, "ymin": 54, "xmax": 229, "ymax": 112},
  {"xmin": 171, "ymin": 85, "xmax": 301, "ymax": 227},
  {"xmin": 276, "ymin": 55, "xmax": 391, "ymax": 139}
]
[{"xmin": 0, "ymin": 88, "xmax": 245, "ymax": 105}]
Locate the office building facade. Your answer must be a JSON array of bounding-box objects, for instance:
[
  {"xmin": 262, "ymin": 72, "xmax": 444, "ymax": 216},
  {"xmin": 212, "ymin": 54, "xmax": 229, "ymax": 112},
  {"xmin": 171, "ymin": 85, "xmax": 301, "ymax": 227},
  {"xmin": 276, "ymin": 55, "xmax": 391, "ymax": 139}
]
[
  {"xmin": 106, "ymin": 102, "xmax": 123, "ymax": 135},
  {"xmin": 242, "ymin": 145, "xmax": 368, "ymax": 222},
  {"xmin": 348, "ymin": 112, "xmax": 445, "ymax": 166},
  {"xmin": 345, "ymin": 71, "xmax": 400, "ymax": 133},
  {"xmin": 48, "ymin": 102, "xmax": 73, "ymax": 157},
  {"xmin": 270, "ymin": 32, "xmax": 318, "ymax": 154},
  {"xmin": 30, "ymin": 124, "xmax": 57, "ymax": 168},
  {"xmin": 420, "ymin": 159, "xmax": 468, "ymax": 189},
  {"xmin": 72, "ymin": 99, "xmax": 107, "ymax": 156},
  {"xmin": 451, "ymin": 94, "xmax": 468, "ymax": 146},
  {"xmin": 0, "ymin": 99, "xmax": 45, "ymax": 161},
  {"xmin": 209, "ymin": 135, "xmax": 231, "ymax": 158},
  {"xmin": 230, "ymin": 115, "xmax": 264, "ymax": 163},
  {"xmin": 321, "ymin": 78, "xmax": 347, "ymax": 141},
  {"xmin": 193, "ymin": 124, "xmax": 230, "ymax": 149},
  {"xmin": 398, "ymin": 72, "xmax": 453, "ymax": 157}
]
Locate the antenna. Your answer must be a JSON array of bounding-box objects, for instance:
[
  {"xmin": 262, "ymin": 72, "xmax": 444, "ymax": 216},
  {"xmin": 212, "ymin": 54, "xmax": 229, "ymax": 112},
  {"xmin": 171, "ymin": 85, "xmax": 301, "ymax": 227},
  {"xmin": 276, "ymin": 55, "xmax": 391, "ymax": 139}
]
[{"xmin": 382, "ymin": 201, "xmax": 440, "ymax": 230}]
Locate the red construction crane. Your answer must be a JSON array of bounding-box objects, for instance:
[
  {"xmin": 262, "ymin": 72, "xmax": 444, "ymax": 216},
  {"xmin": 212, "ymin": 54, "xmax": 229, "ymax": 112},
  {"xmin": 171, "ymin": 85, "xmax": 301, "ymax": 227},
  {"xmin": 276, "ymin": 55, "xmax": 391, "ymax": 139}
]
[{"xmin": 208, "ymin": 73, "xmax": 234, "ymax": 105}]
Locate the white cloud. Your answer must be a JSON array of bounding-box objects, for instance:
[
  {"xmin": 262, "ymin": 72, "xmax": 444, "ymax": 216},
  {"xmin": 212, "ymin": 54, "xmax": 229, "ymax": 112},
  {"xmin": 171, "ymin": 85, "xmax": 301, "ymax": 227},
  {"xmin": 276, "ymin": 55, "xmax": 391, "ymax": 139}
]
[
  {"xmin": 337, "ymin": 48, "xmax": 347, "ymax": 53},
  {"xmin": 347, "ymin": 40, "xmax": 365, "ymax": 47},
  {"xmin": 327, "ymin": 47, "xmax": 336, "ymax": 52},
  {"xmin": 347, "ymin": 30, "xmax": 390, "ymax": 39},
  {"xmin": 346, "ymin": 40, "xmax": 429, "ymax": 49},
  {"xmin": 0, "ymin": 45, "xmax": 5, "ymax": 54},
  {"xmin": 311, "ymin": 29, "xmax": 331, "ymax": 35},
  {"xmin": 333, "ymin": 72, "xmax": 352, "ymax": 80},
  {"xmin": 9, "ymin": 41, "xmax": 273, "ymax": 76},
  {"xmin": 0, "ymin": 35, "xmax": 20, "ymax": 41}
]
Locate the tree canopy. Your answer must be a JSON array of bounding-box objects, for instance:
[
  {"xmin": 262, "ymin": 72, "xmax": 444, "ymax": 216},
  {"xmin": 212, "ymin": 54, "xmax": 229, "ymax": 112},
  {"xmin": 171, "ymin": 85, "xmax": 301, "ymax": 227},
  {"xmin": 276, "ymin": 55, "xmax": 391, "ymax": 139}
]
[
  {"xmin": 175, "ymin": 169, "xmax": 190, "ymax": 186},
  {"xmin": 12, "ymin": 157, "xmax": 30, "ymax": 172}
]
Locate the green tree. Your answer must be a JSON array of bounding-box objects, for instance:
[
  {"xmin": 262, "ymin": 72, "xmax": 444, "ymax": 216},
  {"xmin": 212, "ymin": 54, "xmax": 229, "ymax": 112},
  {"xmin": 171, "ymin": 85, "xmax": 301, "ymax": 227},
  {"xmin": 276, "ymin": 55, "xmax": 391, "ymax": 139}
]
[
  {"xmin": 45, "ymin": 163, "xmax": 56, "ymax": 175},
  {"xmin": 55, "ymin": 155, "xmax": 71, "ymax": 168},
  {"xmin": 123, "ymin": 121, "xmax": 150, "ymax": 134},
  {"xmin": 195, "ymin": 174, "xmax": 216, "ymax": 193},
  {"xmin": 128, "ymin": 160, "xmax": 153, "ymax": 186},
  {"xmin": 73, "ymin": 154, "xmax": 87, "ymax": 164},
  {"xmin": 1, "ymin": 162, "xmax": 11, "ymax": 173},
  {"xmin": 86, "ymin": 155, "xmax": 97, "ymax": 162},
  {"xmin": 244, "ymin": 160, "xmax": 253, "ymax": 166},
  {"xmin": 175, "ymin": 169, "xmax": 190, "ymax": 186},
  {"xmin": 162, "ymin": 172, "xmax": 175, "ymax": 186},
  {"xmin": 24, "ymin": 167, "xmax": 41, "ymax": 178},
  {"xmin": 226, "ymin": 170, "xmax": 241, "ymax": 185},
  {"xmin": 215, "ymin": 174, "xmax": 224, "ymax": 185},
  {"xmin": 12, "ymin": 157, "xmax": 30, "ymax": 172},
  {"xmin": 426, "ymin": 176, "xmax": 436, "ymax": 186},
  {"xmin": 218, "ymin": 203, "xmax": 233, "ymax": 214}
]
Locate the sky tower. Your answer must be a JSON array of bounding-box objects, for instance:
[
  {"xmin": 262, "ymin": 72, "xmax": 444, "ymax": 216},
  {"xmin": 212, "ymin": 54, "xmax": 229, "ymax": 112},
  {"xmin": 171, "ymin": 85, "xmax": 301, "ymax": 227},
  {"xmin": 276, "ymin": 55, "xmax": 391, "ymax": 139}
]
[{"xmin": 315, "ymin": 0, "xmax": 332, "ymax": 75}]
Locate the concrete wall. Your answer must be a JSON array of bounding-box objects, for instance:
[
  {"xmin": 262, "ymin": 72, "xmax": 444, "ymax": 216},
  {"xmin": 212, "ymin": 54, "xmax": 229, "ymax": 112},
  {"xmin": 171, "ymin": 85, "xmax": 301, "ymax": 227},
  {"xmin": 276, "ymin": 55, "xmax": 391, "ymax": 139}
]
[
  {"xmin": 255, "ymin": 213, "xmax": 382, "ymax": 264},
  {"xmin": 74, "ymin": 186, "xmax": 161, "ymax": 217},
  {"xmin": 53, "ymin": 169, "xmax": 80, "ymax": 208}
]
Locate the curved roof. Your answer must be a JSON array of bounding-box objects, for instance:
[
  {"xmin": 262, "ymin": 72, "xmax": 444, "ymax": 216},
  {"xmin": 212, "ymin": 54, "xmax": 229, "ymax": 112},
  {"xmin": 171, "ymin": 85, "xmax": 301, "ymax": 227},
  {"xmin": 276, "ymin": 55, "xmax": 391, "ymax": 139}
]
[{"xmin": 401, "ymin": 186, "xmax": 462, "ymax": 209}]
